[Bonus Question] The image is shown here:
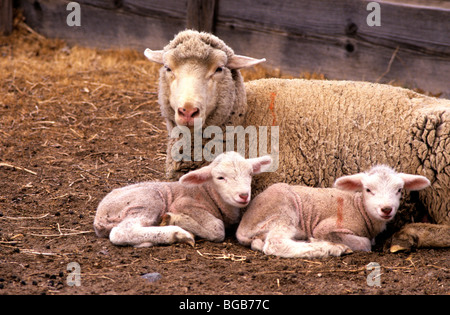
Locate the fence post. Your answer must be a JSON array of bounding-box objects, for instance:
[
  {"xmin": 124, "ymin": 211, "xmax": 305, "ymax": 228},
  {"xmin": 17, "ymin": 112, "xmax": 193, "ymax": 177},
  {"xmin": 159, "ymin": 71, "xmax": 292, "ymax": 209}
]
[
  {"xmin": 186, "ymin": 0, "xmax": 216, "ymax": 33},
  {"xmin": 0, "ymin": 0, "xmax": 13, "ymax": 35}
]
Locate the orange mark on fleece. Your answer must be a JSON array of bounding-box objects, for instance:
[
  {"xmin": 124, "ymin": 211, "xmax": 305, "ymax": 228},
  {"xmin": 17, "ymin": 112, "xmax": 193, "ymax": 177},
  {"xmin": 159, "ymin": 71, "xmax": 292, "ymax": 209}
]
[
  {"xmin": 336, "ymin": 197, "xmax": 344, "ymax": 228},
  {"xmin": 269, "ymin": 92, "xmax": 277, "ymax": 126}
]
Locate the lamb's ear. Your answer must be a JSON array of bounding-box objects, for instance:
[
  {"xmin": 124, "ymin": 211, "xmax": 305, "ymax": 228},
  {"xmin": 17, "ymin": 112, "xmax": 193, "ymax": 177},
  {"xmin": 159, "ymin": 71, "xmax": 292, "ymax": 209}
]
[
  {"xmin": 398, "ymin": 174, "xmax": 430, "ymax": 191},
  {"xmin": 144, "ymin": 48, "xmax": 164, "ymax": 64},
  {"xmin": 249, "ymin": 155, "xmax": 273, "ymax": 174},
  {"xmin": 227, "ymin": 55, "xmax": 266, "ymax": 69},
  {"xmin": 334, "ymin": 173, "xmax": 365, "ymax": 191},
  {"xmin": 179, "ymin": 165, "xmax": 213, "ymax": 186}
]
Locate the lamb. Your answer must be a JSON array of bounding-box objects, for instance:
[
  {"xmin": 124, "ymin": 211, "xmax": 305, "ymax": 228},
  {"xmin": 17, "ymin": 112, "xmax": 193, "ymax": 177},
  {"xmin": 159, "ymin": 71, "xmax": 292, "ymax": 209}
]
[
  {"xmin": 236, "ymin": 165, "xmax": 431, "ymax": 258},
  {"xmin": 93, "ymin": 152, "xmax": 272, "ymax": 247},
  {"xmin": 144, "ymin": 29, "xmax": 450, "ymax": 250}
]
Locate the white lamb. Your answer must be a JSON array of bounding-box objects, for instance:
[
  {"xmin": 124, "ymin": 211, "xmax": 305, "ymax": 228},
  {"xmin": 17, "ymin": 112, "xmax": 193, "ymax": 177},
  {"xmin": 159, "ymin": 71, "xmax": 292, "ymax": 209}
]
[
  {"xmin": 94, "ymin": 152, "xmax": 272, "ymax": 247},
  {"xmin": 236, "ymin": 165, "xmax": 430, "ymax": 258}
]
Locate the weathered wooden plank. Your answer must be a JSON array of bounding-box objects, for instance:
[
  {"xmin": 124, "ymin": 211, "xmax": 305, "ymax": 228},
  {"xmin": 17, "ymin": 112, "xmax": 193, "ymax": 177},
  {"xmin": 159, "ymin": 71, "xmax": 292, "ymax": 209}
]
[
  {"xmin": 0, "ymin": 0, "xmax": 13, "ymax": 35},
  {"xmin": 385, "ymin": 0, "xmax": 450, "ymax": 9},
  {"xmin": 186, "ymin": 0, "xmax": 216, "ymax": 32},
  {"xmin": 76, "ymin": 0, "xmax": 117, "ymax": 10},
  {"xmin": 217, "ymin": 0, "xmax": 450, "ymax": 53},
  {"xmin": 17, "ymin": 0, "xmax": 186, "ymax": 50},
  {"xmin": 215, "ymin": 0, "xmax": 450, "ymax": 96},
  {"xmin": 121, "ymin": 0, "xmax": 187, "ymax": 20}
]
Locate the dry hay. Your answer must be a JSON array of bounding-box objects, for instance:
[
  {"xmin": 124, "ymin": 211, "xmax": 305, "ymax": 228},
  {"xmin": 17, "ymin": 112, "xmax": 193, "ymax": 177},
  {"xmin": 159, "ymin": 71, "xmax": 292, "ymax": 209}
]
[{"xmin": 1, "ymin": 14, "xmax": 166, "ymax": 193}]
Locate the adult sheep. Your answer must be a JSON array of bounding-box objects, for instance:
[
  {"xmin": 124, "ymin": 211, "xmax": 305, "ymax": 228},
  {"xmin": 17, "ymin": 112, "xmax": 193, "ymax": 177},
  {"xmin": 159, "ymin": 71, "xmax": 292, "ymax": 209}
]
[{"xmin": 144, "ymin": 30, "xmax": 450, "ymax": 250}]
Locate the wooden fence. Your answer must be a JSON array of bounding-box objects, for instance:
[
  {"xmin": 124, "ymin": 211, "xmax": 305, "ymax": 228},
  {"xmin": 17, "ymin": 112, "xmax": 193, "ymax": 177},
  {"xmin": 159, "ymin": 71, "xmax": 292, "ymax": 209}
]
[
  {"xmin": 9, "ymin": 0, "xmax": 450, "ymax": 97},
  {"xmin": 0, "ymin": 0, "xmax": 13, "ymax": 35}
]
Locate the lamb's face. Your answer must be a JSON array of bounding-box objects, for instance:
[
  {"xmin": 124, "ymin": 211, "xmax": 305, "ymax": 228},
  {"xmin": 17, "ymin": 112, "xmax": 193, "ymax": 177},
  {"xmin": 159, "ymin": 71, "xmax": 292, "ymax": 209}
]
[
  {"xmin": 209, "ymin": 152, "xmax": 272, "ymax": 208},
  {"xmin": 335, "ymin": 165, "xmax": 430, "ymax": 223},
  {"xmin": 179, "ymin": 152, "xmax": 272, "ymax": 208},
  {"xmin": 161, "ymin": 50, "xmax": 233, "ymax": 128},
  {"xmin": 361, "ymin": 172, "xmax": 404, "ymax": 222},
  {"xmin": 210, "ymin": 158, "xmax": 253, "ymax": 208}
]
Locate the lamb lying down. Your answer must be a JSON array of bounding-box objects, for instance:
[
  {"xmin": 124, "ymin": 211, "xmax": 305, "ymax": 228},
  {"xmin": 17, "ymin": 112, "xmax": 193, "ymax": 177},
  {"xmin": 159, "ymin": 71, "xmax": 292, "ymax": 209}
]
[
  {"xmin": 236, "ymin": 165, "xmax": 430, "ymax": 258},
  {"xmin": 94, "ymin": 152, "xmax": 272, "ymax": 247}
]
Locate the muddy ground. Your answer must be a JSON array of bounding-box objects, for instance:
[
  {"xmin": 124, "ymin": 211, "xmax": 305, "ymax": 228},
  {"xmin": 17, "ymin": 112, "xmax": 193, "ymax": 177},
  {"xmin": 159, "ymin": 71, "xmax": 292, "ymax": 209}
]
[{"xmin": 0, "ymin": 19, "xmax": 448, "ymax": 296}]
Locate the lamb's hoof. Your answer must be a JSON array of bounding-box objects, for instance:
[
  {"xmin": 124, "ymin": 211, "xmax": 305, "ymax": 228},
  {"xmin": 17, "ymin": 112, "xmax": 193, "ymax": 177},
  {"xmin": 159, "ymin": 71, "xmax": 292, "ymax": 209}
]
[
  {"xmin": 390, "ymin": 244, "xmax": 409, "ymax": 253},
  {"xmin": 333, "ymin": 244, "xmax": 352, "ymax": 257},
  {"xmin": 342, "ymin": 247, "xmax": 353, "ymax": 255},
  {"xmin": 175, "ymin": 230, "xmax": 195, "ymax": 248},
  {"xmin": 160, "ymin": 213, "xmax": 172, "ymax": 226}
]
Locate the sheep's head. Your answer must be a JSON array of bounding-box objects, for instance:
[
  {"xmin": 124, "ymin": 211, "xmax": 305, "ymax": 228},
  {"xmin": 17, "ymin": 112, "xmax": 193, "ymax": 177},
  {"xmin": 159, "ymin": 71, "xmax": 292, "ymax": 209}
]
[
  {"xmin": 179, "ymin": 151, "xmax": 272, "ymax": 208},
  {"xmin": 334, "ymin": 165, "xmax": 430, "ymax": 222},
  {"xmin": 144, "ymin": 30, "xmax": 265, "ymax": 128}
]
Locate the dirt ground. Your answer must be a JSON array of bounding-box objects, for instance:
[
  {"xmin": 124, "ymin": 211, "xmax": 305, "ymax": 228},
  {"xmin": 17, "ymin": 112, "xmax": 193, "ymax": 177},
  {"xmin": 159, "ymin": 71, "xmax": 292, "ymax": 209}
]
[{"xmin": 0, "ymin": 18, "xmax": 449, "ymax": 296}]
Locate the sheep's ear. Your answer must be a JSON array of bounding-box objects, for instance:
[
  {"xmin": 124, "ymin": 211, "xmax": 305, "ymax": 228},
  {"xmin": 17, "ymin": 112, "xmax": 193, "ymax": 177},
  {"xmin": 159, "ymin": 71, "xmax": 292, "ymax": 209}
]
[
  {"xmin": 398, "ymin": 174, "xmax": 430, "ymax": 191},
  {"xmin": 227, "ymin": 55, "xmax": 266, "ymax": 69},
  {"xmin": 249, "ymin": 155, "xmax": 273, "ymax": 174},
  {"xmin": 334, "ymin": 173, "xmax": 365, "ymax": 191},
  {"xmin": 179, "ymin": 165, "xmax": 213, "ymax": 186},
  {"xmin": 144, "ymin": 48, "xmax": 164, "ymax": 64}
]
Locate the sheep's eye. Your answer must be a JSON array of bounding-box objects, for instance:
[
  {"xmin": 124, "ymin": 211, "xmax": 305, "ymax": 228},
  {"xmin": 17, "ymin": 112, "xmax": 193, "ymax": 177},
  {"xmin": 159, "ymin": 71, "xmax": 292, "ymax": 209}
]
[
  {"xmin": 215, "ymin": 67, "xmax": 223, "ymax": 73},
  {"xmin": 164, "ymin": 65, "xmax": 172, "ymax": 72},
  {"xmin": 217, "ymin": 176, "xmax": 225, "ymax": 180},
  {"xmin": 365, "ymin": 188, "xmax": 371, "ymax": 193},
  {"xmin": 397, "ymin": 188, "xmax": 402, "ymax": 194}
]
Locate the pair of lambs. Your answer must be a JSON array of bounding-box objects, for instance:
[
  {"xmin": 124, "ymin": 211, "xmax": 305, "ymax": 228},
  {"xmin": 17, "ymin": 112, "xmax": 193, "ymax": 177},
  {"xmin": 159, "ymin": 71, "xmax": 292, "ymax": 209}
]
[
  {"xmin": 94, "ymin": 151, "xmax": 430, "ymax": 259},
  {"xmin": 143, "ymin": 30, "xmax": 450, "ymax": 252},
  {"xmin": 94, "ymin": 152, "xmax": 272, "ymax": 247}
]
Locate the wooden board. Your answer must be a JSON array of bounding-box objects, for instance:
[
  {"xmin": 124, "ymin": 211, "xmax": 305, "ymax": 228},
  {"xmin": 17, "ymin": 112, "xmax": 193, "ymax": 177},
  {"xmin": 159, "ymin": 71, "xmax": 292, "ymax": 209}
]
[
  {"xmin": 18, "ymin": 0, "xmax": 187, "ymax": 49},
  {"xmin": 186, "ymin": 0, "xmax": 216, "ymax": 33},
  {"xmin": 1, "ymin": 0, "xmax": 13, "ymax": 35},
  {"xmin": 17, "ymin": 0, "xmax": 450, "ymax": 97},
  {"xmin": 215, "ymin": 0, "xmax": 450, "ymax": 96}
]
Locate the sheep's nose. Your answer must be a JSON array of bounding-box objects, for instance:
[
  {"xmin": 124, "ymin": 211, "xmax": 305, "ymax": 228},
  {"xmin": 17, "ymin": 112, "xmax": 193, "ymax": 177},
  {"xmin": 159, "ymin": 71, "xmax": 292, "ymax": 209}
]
[
  {"xmin": 178, "ymin": 106, "xmax": 199, "ymax": 119},
  {"xmin": 381, "ymin": 207, "xmax": 393, "ymax": 215},
  {"xmin": 239, "ymin": 193, "xmax": 249, "ymax": 202}
]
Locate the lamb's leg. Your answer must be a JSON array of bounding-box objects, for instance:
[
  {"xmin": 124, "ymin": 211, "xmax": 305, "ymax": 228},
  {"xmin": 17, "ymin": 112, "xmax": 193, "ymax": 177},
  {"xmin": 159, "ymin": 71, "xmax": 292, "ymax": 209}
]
[
  {"xmin": 160, "ymin": 211, "xmax": 225, "ymax": 242},
  {"xmin": 325, "ymin": 232, "xmax": 372, "ymax": 252},
  {"xmin": 250, "ymin": 238, "xmax": 265, "ymax": 252},
  {"xmin": 390, "ymin": 223, "xmax": 450, "ymax": 252},
  {"xmin": 310, "ymin": 217, "xmax": 372, "ymax": 252},
  {"xmin": 109, "ymin": 216, "xmax": 195, "ymax": 248},
  {"xmin": 262, "ymin": 228, "xmax": 351, "ymax": 258}
]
